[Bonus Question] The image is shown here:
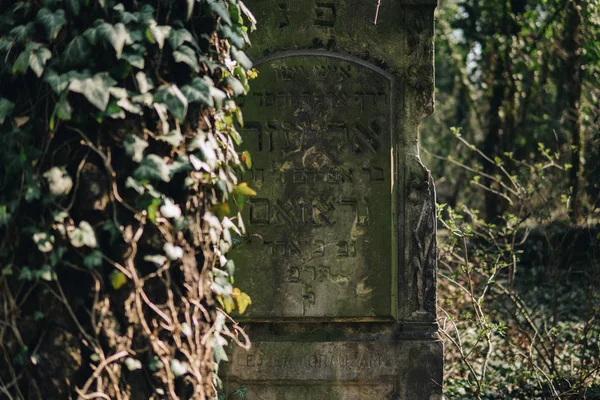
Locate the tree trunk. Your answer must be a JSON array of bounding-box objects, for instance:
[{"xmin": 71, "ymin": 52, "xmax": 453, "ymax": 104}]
[{"xmin": 564, "ymin": 0, "xmax": 584, "ymax": 223}]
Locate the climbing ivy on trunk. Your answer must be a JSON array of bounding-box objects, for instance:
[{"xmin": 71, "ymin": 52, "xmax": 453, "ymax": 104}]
[{"xmin": 0, "ymin": 0, "xmax": 255, "ymax": 398}]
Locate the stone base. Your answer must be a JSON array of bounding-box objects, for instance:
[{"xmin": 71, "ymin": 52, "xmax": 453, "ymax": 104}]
[{"xmin": 223, "ymin": 339, "xmax": 443, "ymax": 399}]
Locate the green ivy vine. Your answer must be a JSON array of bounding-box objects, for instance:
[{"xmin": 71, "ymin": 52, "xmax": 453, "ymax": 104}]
[{"xmin": 0, "ymin": 0, "xmax": 255, "ymax": 398}]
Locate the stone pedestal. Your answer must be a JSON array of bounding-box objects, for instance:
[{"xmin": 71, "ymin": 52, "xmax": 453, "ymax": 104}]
[{"xmin": 224, "ymin": 1, "xmax": 442, "ymax": 398}]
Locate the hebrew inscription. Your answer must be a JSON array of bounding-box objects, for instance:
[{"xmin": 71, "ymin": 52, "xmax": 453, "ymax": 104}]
[{"xmin": 232, "ymin": 53, "xmax": 395, "ymax": 319}]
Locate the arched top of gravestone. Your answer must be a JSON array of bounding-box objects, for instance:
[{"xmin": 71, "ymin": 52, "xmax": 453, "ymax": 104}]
[{"xmin": 254, "ymin": 50, "xmax": 395, "ymax": 84}]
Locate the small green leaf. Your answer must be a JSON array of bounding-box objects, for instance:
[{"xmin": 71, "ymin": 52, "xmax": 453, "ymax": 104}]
[
  {"xmin": 29, "ymin": 46, "xmax": 51, "ymax": 77},
  {"xmin": 84, "ymin": 250, "xmax": 103, "ymax": 269},
  {"xmin": 181, "ymin": 77, "xmax": 213, "ymax": 106},
  {"xmin": 210, "ymin": 87, "xmax": 226, "ymax": 108},
  {"xmin": 0, "ymin": 98, "xmax": 15, "ymax": 124},
  {"xmin": 19, "ymin": 267, "xmax": 34, "ymax": 281},
  {"xmin": 135, "ymin": 71, "xmax": 154, "ymax": 94},
  {"xmin": 69, "ymin": 72, "xmax": 117, "ymax": 111},
  {"xmin": 110, "ymin": 270, "xmax": 127, "ymax": 289},
  {"xmin": 25, "ymin": 181, "xmax": 41, "ymax": 202},
  {"xmin": 157, "ymin": 130, "xmax": 183, "ymax": 147},
  {"xmin": 12, "ymin": 43, "xmax": 42, "ymax": 75},
  {"xmin": 122, "ymin": 49, "xmax": 145, "ymax": 69},
  {"xmin": 168, "ymin": 28, "xmax": 195, "ymax": 49},
  {"xmin": 36, "ymin": 8, "xmax": 66, "ymax": 41},
  {"xmin": 147, "ymin": 21, "xmax": 171, "ymax": 49},
  {"xmin": 68, "ymin": 0, "xmax": 81, "ymax": 16},
  {"xmin": 97, "ymin": 22, "xmax": 130, "ymax": 59},
  {"xmin": 233, "ymin": 182, "xmax": 257, "ymax": 197},
  {"xmin": 208, "ymin": 0, "xmax": 232, "ymax": 25},
  {"xmin": 134, "ymin": 154, "xmax": 171, "ymax": 182},
  {"xmin": 154, "ymin": 84, "xmax": 188, "ymax": 121},
  {"xmin": 55, "ymin": 96, "xmax": 73, "ymax": 121},
  {"xmin": 231, "ymin": 48, "xmax": 252, "ymax": 70},
  {"xmin": 241, "ymin": 150, "xmax": 252, "ymax": 169},
  {"xmin": 173, "ymin": 45, "xmax": 200, "ymax": 72},
  {"xmin": 223, "ymin": 76, "xmax": 245, "ymax": 96}
]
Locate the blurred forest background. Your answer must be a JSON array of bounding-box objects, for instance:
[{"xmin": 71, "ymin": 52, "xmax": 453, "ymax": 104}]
[{"xmin": 426, "ymin": 0, "xmax": 600, "ymax": 398}]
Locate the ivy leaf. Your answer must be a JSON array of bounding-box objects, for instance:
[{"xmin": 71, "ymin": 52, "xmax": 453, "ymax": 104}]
[
  {"xmin": 184, "ymin": 0, "xmax": 194, "ymax": 21},
  {"xmin": 173, "ymin": 45, "xmax": 200, "ymax": 72},
  {"xmin": 168, "ymin": 28, "xmax": 195, "ymax": 49},
  {"xmin": 30, "ymin": 46, "xmax": 51, "ymax": 77},
  {"xmin": 122, "ymin": 45, "xmax": 145, "ymax": 69},
  {"xmin": 144, "ymin": 254, "xmax": 167, "ymax": 266},
  {"xmin": 19, "ymin": 267, "xmax": 34, "ymax": 281},
  {"xmin": 96, "ymin": 99, "xmax": 125, "ymax": 121},
  {"xmin": 164, "ymin": 243, "xmax": 183, "ymax": 260},
  {"xmin": 160, "ymin": 198, "xmax": 182, "ymax": 219},
  {"xmin": 210, "ymin": 87, "xmax": 226, "ymax": 108},
  {"xmin": 10, "ymin": 23, "xmax": 35, "ymax": 44},
  {"xmin": 14, "ymin": 43, "xmax": 52, "ymax": 77},
  {"xmin": 25, "ymin": 180, "xmax": 41, "ymax": 202},
  {"xmin": 170, "ymin": 359, "xmax": 188, "ymax": 378},
  {"xmin": 147, "ymin": 21, "xmax": 171, "ymax": 49},
  {"xmin": 223, "ymin": 76, "xmax": 245, "ymax": 96},
  {"xmin": 124, "ymin": 135, "xmax": 148, "ymax": 163},
  {"xmin": 232, "ymin": 288, "xmax": 252, "ymax": 314},
  {"xmin": 43, "ymin": 166, "xmax": 73, "ymax": 196},
  {"xmin": 67, "ymin": 0, "xmax": 81, "ymax": 16},
  {"xmin": 231, "ymin": 47, "xmax": 252, "ymax": 70},
  {"xmin": 83, "ymin": 250, "xmax": 103, "ymax": 268},
  {"xmin": 233, "ymin": 182, "xmax": 257, "ymax": 197},
  {"xmin": 61, "ymin": 38, "xmax": 90, "ymax": 71},
  {"xmin": 69, "ymin": 221, "xmax": 98, "ymax": 248},
  {"xmin": 157, "ymin": 130, "xmax": 183, "ymax": 147},
  {"xmin": 36, "ymin": 8, "xmax": 66, "ymax": 41},
  {"xmin": 0, "ymin": 98, "xmax": 15, "ymax": 124},
  {"xmin": 219, "ymin": 25, "xmax": 244, "ymax": 49},
  {"xmin": 33, "ymin": 232, "xmax": 54, "ymax": 253},
  {"xmin": 208, "ymin": 0, "xmax": 232, "ymax": 26},
  {"xmin": 154, "ymin": 84, "xmax": 188, "ymax": 121},
  {"xmin": 134, "ymin": 154, "xmax": 171, "ymax": 182},
  {"xmin": 110, "ymin": 270, "xmax": 127, "ymax": 290},
  {"xmin": 181, "ymin": 77, "xmax": 213, "ymax": 106},
  {"xmin": 55, "ymin": 96, "xmax": 73, "ymax": 121},
  {"xmin": 211, "ymin": 334, "xmax": 229, "ymax": 364},
  {"xmin": 135, "ymin": 71, "xmax": 153, "ymax": 94},
  {"xmin": 97, "ymin": 22, "xmax": 129, "ymax": 59},
  {"xmin": 69, "ymin": 73, "xmax": 117, "ymax": 111},
  {"xmin": 125, "ymin": 358, "xmax": 142, "ymax": 371},
  {"xmin": 241, "ymin": 150, "xmax": 252, "ymax": 168}
]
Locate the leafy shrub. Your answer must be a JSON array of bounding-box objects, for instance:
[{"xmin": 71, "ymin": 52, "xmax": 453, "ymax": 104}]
[
  {"xmin": 0, "ymin": 0, "xmax": 255, "ymax": 398},
  {"xmin": 438, "ymin": 130, "xmax": 600, "ymax": 399}
]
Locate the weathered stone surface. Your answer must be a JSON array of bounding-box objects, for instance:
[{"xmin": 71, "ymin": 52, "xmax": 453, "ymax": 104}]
[
  {"xmin": 224, "ymin": 0, "xmax": 442, "ymax": 398},
  {"xmin": 233, "ymin": 52, "xmax": 396, "ymax": 320},
  {"xmin": 227, "ymin": 340, "xmax": 443, "ymax": 399}
]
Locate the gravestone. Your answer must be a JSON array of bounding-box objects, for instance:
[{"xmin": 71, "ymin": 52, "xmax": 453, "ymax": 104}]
[{"xmin": 224, "ymin": 1, "xmax": 441, "ymax": 398}]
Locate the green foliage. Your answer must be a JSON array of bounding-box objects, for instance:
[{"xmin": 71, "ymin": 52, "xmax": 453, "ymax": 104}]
[
  {"xmin": 0, "ymin": 0, "xmax": 256, "ymax": 398},
  {"xmin": 437, "ymin": 132, "xmax": 600, "ymax": 399}
]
